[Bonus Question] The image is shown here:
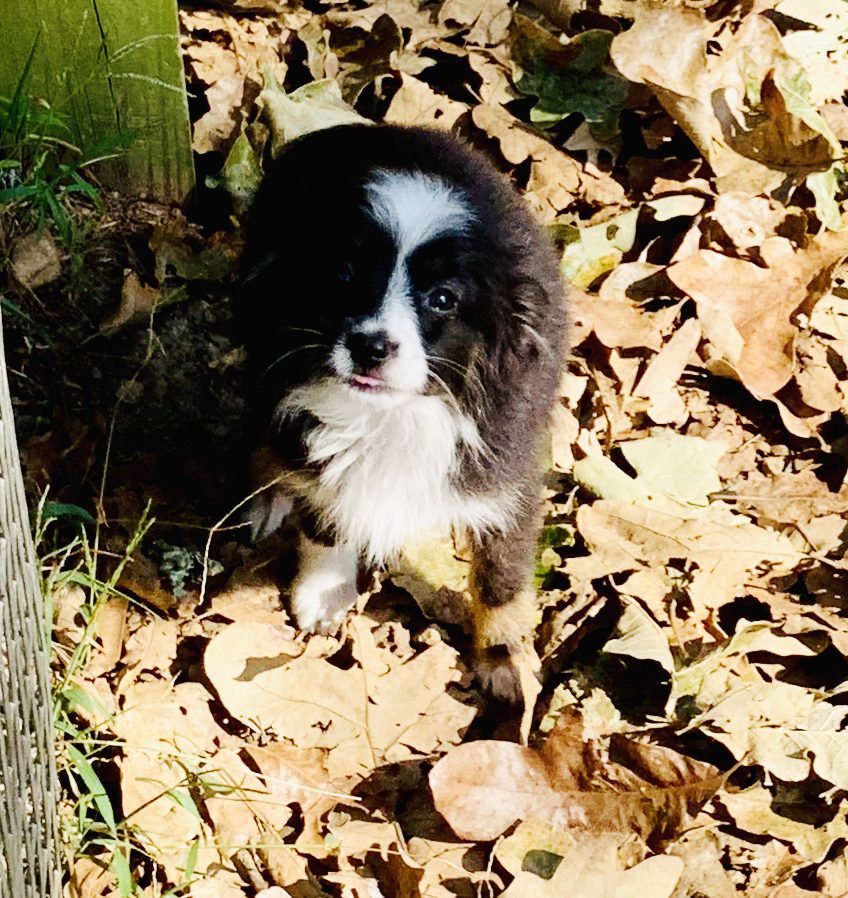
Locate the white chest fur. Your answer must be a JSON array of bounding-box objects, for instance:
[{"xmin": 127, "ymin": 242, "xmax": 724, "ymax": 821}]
[{"xmin": 277, "ymin": 381, "xmax": 512, "ymax": 562}]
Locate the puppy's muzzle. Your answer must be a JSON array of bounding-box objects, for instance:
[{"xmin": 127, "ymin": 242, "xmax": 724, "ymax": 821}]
[{"xmin": 345, "ymin": 330, "xmax": 399, "ymax": 372}]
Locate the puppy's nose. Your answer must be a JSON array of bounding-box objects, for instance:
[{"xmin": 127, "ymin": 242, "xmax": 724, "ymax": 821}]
[{"xmin": 346, "ymin": 330, "xmax": 398, "ymax": 369}]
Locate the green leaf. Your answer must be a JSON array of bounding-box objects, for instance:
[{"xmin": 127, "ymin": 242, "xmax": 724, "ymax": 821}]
[
  {"xmin": 183, "ymin": 840, "xmax": 200, "ymax": 881},
  {"xmin": 42, "ymin": 501, "xmax": 95, "ymax": 523},
  {"xmin": 62, "ymin": 684, "xmax": 110, "ymax": 721},
  {"xmin": 111, "ymin": 847, "xmax": 134, "ymax": 898},
  {"xmin": 512, "ymin": 18, "xmax": 628, "ymax": 140},
  {"xmin": 166, "ymin": 787, "xmax": 201, "ymax": 821},
  {"xmin": 221, "ymin": 128, "xmax": 262, "ymax": 214},
  {"xmin": 67, "ymin": 744, "xmax": 118, "ymax": 835}
]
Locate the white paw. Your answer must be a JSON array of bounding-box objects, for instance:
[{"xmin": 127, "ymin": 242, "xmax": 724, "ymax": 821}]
[
  {"xmin": 242, "ymin": 491, "xmax": 293, "ymax": 542},
  {"xmin": 291, "ymin": 576, "xmax": 358, "ymax": 634}
]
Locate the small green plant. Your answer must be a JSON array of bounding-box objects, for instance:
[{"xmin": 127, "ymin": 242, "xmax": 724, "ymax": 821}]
[
  {"xmin": 0, "ymin": 38, "xmax": 114, "ymax": 246},
  {"xmin": 38, "ymin": 497, "xmax": 152, "ymax": 896}
]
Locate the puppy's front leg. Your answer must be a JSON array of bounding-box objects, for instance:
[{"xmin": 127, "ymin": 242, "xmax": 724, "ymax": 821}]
[
  {"xmin": 243, "ymin": 444, "xmax": 293, "ymax": 542},
  {"xmin": 470, "ymin": 514, "xmax": 540, "ymax": 702},
  {"xmin": 290, "ymin": 525, "xmax": 359, "ymax": 635}
]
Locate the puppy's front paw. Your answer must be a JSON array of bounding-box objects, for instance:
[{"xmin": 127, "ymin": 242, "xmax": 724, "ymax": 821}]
[
  {"xmin": 475, "ymin": 642, "xmax": 541, "ymax": 703},
  {"xmin": 291, "ymin": 575, "xmax": 358, "ymax": 634},
  {"xmin": 472, "ymin": 592, "xmax": 539, "ymax": 702},
  {"xmin": 475, "ymin": 650, "xmax": 524, "ymax": 703},
  {"xmin": 242, "ymin": 491, "xmax": 293, "ymax": 542},
  {"xmin": 290, "ymin": 534, "xmax": 359, "ymax": 633}
]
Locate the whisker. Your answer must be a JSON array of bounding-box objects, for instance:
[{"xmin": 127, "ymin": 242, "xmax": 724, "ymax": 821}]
[
  {"xmin": 426, "ymin": 353, "xmax": 468, "ymax": 377},
  {"xmin": 426, "ymin": 367, "xmax": 464, "ymax": 418},
  {"xmin": 285, "ymin": 326, "xmax": 325, "ymax": 337},
  {"xmin": 427, "ymin": 354, "xmax": 486, "ymax": 404},
  {"xmin": 261, "ymin": 344, "xmax": 327, "ymax": 380}
]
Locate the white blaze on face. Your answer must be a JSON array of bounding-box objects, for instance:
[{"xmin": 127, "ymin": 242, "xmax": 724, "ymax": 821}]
[{"xmin": 331, "ymin": 171, "xmax": 472, "ymax": 395}]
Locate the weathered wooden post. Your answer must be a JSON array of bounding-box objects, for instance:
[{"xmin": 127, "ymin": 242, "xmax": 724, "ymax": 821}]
[{"xmin": 0, "ymin": 0, "xmax": 194, "ymax": 201}]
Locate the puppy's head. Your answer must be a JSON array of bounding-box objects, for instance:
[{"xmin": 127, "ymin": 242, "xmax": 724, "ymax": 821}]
[
  {"xmin": 241, "ymin": 124, "xmax": 563, "ymax": 425},
  {"xmin": 247, "ymin": 168, "xmax": 492, "ymax": 410}
]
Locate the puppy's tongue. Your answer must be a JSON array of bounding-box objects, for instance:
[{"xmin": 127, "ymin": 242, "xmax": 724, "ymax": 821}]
[{"xmin": 351, "ymin": 373, "xmax": 385, "ymax": 388}]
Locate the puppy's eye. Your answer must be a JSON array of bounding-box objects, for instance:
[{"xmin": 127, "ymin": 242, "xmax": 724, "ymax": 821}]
[
  {"xmin": 337, "ymin": 262, "xmax": 354, "ymax": 285},
  {"xmin": 427, "ymin": 288, "xmax": 458, "ymax": 312}
]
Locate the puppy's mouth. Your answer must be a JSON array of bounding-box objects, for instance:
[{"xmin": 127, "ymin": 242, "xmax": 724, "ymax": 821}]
[{"xmin": 347, "ymin": 372, "xmax": 390, "ymax": 393}]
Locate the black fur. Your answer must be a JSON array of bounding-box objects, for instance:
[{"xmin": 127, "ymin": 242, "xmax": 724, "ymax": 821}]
[{"xmin": 240, "ymin": 123, "xmax": 568, "ymax": 685}]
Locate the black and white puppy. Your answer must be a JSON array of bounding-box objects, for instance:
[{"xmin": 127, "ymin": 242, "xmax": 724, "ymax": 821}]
[{"xmin": 240, "ymin": 123, "xmax": 567, "ymax": 698}]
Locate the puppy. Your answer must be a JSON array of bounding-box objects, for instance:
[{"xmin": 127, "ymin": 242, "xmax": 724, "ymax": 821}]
[{"xmin": 240, "ymin": 123, "xmax": 567, "ymax": 698}]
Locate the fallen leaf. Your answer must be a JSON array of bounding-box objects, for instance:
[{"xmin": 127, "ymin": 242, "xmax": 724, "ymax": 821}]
[
  {"xmin": 260, "ymin": 78, "xmax": 367, "ymax": 157},
  {"xmin": 384, "ymin": 75, "xmax": 467, "ymax": 129},
  {"xmin": 440, "ymin": 0, "xmax": 512, "ymax": 47},
  {"xmin": 430, "ymin": 713, "xmax": 720, "ymax": 841},
  {"xmin": 11, "ymin": 230, "xmax": 61, "ymax": 288},
  {"xmin": 512, "ymin": 17, "xmax": 628, "ymax": 139},
  {"xmin": 204, "ymin": 618, "xmax": 475, "ymax": 780},
  {"xmin": 669, "ymin": 227, "xmax": 848, "ymax": 397},
  {"xmin": 192, "ymin": 74, "xmax": 246, "ymax": 155}
]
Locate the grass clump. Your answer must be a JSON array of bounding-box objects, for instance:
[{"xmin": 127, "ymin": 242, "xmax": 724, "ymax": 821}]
[
  {"xmin": 0, "ymin": 39, "xmax": 115, "ymax": 247},
  {"xmin": 40, "ymin": 499, "xmax": 151, "ymax": 896}
]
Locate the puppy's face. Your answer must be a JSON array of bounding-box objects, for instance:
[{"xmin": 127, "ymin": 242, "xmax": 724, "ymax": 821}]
[{"xmin": 258, "ymin": 171, "xmax": 489, "ymax": 408}]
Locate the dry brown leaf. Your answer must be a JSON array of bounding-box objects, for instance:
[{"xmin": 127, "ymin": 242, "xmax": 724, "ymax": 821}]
[
  {"xmin": 84, "ymin": 596, "xmax": 128, "ymax": 679},
  {"xmin": 110, "ymin": 682, "xmax": 227, "ymax": 878},
  {"xmin": 430, "ymin": 712, "xmax": 720, "ymax": 842},
  {"xmin": 189, "ymin": 874, "xmax": 249, "ymax": 898},
  {"xmin": 720, "ymin": 785, "xmax": 848, "ymax": 863},
  {"xmin": 570, "ymin": 289, "xmax": 663, "ymax": 351},
  {"xmin": 474, "ymin": 100, "xmax": 626, "ymax": 217},
  {"xmin": 471, "ymin": 104, "xmax": 581, "ymax": 219},
  {"xmin": 439, "ymin": 0, "xmax": 512, "ymax": 46},
  {"xmin": 633, "ymin": 318, "xmax": 701, "ymax": 424},
  {"xmin": 326, "ymin": 0, "xmax": 443, "ymax": 47},
  {"xmin": 192, "ymin": 74, "xmax": 246, "ymax": 155},
  {"xmin": 669, "ymin": 227, "xmax": 848, "ymax": 398},
  {"xmin": 207, "ymin": 566, "xmax": 289, "ymax": 626},
  {"xmin": 54, "ymin": 583, "xmax": 86, "ymax": 647},
  {"xmin": 204, "ymin": 617, "xmax": 475, "ymax": 780},
  {"xmin": 610, "ymin": 8, "xmax": 787, "ymax": 193},
  {"xmin": 99, "ymin": 271, "xmax": 163, "ymax": 335},
  {"xmin": 468, "ymin": 49, "xmax": 516, "ymax": 104},
  {"xmin": 570, "ymin": 499, "xmax": 801, "ymax": 584},
  {"xmin": 500, "ymin": 833, "xmax": 683, "ymax": 898},
  {"xmin": 730, "ymin": 71, "xmax": 836, "ymax": 175},
  {"xmin": 407, "ymin": 837, "xmax": 500, "ymax": 897},
  {"xmin": 122, "ymin": 617, "xmax": 179, "ymax": 674},
  {"xmin": 118, "ymin": 749, "xmax": 210, "ymax": 880},
  {"xmin": 711, "ymin": 194, "xmax": 790, "ymax": 251},
  {"xmin": 11, "ymin": 230, "xmax": 62, "ymax": 289},
  {"xmin": 384, "ymin": 75, "xmax": 467, "ymax": 129},
  {"xmin": 112, "ymin": 680, "xmax": 226, "ymax": 755},
  {"xmin": 244, "ymin": 743, "xmax": 342, "ymax": 847},
  {"xmin": 68, "ymin": 856, "xmax": 118, "ymax": 898},
  {"xmin": 203, "ymin": 748, "xmax": 295, "ymax": 852}
]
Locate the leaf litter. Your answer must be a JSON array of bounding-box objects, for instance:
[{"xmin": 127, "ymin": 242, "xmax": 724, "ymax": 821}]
[{"xmin": 7, "ymin": 0, "xmax": 848, "ymax": 895}]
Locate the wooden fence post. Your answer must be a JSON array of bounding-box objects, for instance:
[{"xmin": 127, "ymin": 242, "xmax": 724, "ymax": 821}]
[{"xmin": 0, "ymin": 0, "xmax": 194, "ymax": 203}]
